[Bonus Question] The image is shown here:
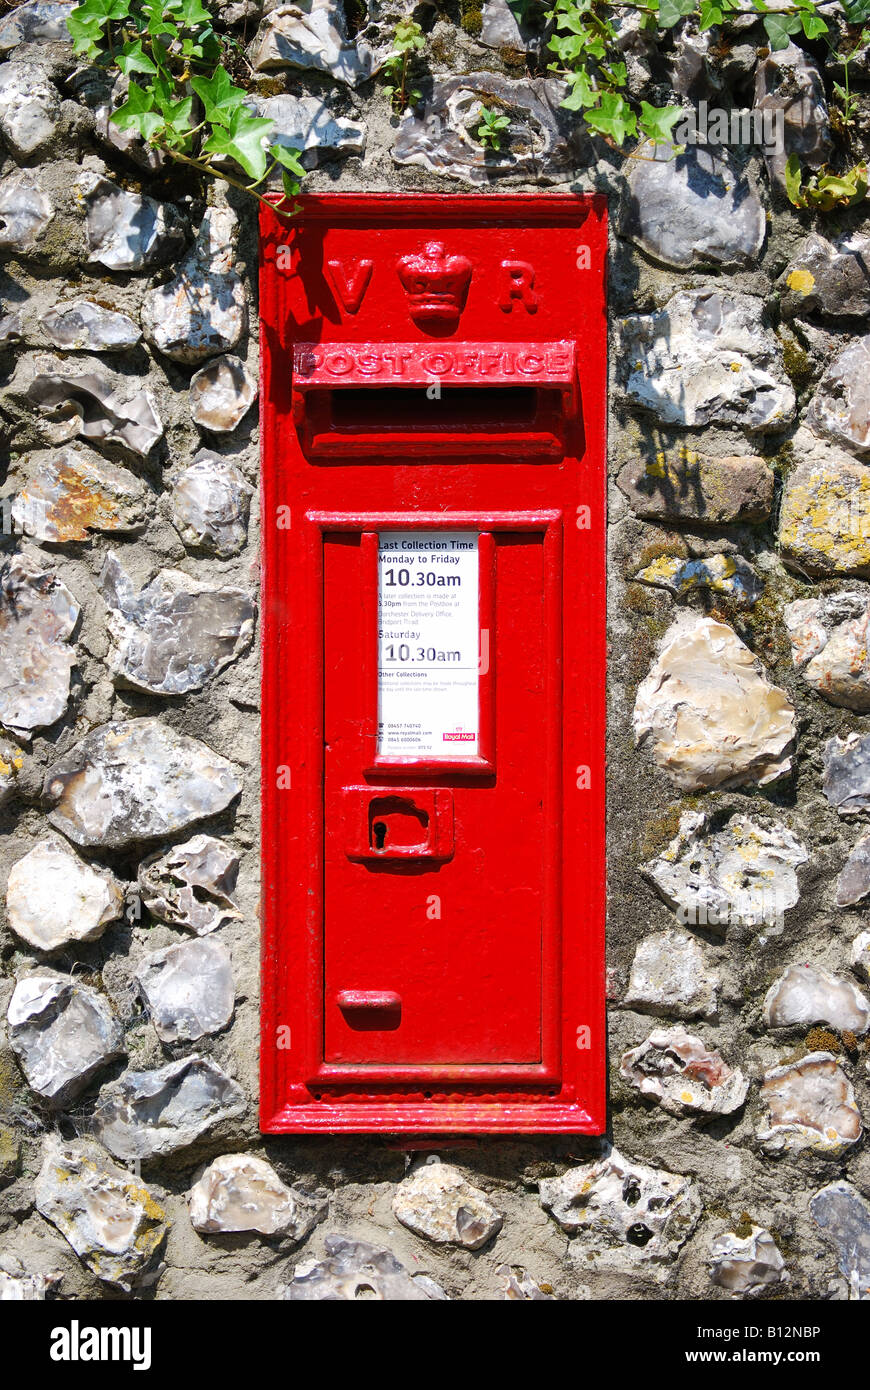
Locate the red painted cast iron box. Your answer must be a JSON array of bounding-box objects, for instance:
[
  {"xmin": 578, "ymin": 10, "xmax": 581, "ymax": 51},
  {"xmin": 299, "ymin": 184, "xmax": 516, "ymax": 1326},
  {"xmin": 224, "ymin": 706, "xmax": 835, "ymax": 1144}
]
[{"xmin": 259, "ymin": 193, "xmax": 606, "ymax": 1133}]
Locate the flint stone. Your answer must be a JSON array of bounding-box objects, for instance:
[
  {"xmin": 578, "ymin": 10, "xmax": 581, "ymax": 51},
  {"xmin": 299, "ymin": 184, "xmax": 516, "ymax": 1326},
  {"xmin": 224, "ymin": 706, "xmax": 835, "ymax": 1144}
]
[
  {"xmin": 621, "ymin": 290, "xmax": 795, "ymax": 432},
  {"xmin": 42, "ymin": 301, "xmax": 141, "ymax": 352},
  {"xmin": 624, "ymin": 930, "xmax": 720, "ymax": 1020},
  {"xmin": 480, "ymin": 0, "xmax": 544, "ymax": 52},
  {"xmin": 763, "ymin": 964, "xmax": 870, "ymax": 1036},
  {"xmin": 753, "ymin": 42, "xmax": 831, "ymax": 189},
  {"xmin": 284, "ymin": 1233, "xmax": 448, "ymax": 1300},
  {"xmin": 138, "ymin": 834, "xmax": 241, "ymax": 935},
  {"xmin": 392, "ymin": 1163, "xmax": 504, "ymax": 1250},
  {"xmin": 393, "ymin": 73, "xmax": 592, "ymax": 186},
  {"xmin": 822, "ymin": 731, "xmax": 870, "ymax": 815},
  {"xmin": 0, "ymin": 737, "xmax": 23, "ymax": 806},
  {"xmin": 250, "ymin": 93, "xmax": 365, "ymax": 168},
  {"xmin": 781, "ymin": 232, "xmax": 870, "ymax": 320},
  {"xmin": 626, "ymin": 144, "xmax": 764, "ymax": 270},
  {"xmin": 100, "ymin": 553, "xmax": 255, "ymax": 696},
  {"xmin": 539, "ymin": 1148, "xmax": 701, "ymax": 1269},
  {"xmin": 7, "ymin": 970, "xmax": 124, "ymax": 1106},
  {"xmin": 6, "ymin": 837, "xmax": 123, "ymax": 952},
  {"xmin": 808, "ymin": 336, "xmax": 870, "ymax": 457},
  {"xmin": 170, "ymin": 452, "xmax": 252, "ymax": 558},
  {"xmin": 811, "ymin": 1180, "xmax": 870, "ymax": 1300},
  {"xmin": 785, "ymin": 591, "xmax": 870, "ymax": 709},
  {"xmin": 757, "ymin": 1053, "xmax": 862, "ymax": 1157},
  {"xmin": 0, "ymin": 1256, "xmax": 60, "ymax": 1300},
  {"xmin": 0, "ymin": 2, "xmax": 75, "ymax": 53},
  {"xmin": 620, "ymin": 1026, "xmax": 748, "ymax": 1116},
  {"xmin": 0, "ymin": 550, "xmax": 77, "ymax": 736},
  {"xmin": 141, "ymin": 205, "xmax": 246, "ymax": 364},
  {"xmin": 615, "ymin": 450, "xmax": 774, "ymax": 525},
  {"xmin": 780, "ymin": 457, "xmax": 870, "ymax": 577},
  {"xmin": 0, "ymin": 168, "xmax": 53, "ymax": 252},
  {"xmin": 709, "ymin": 1227, "xmax": 787, "ymax": 1296},
  {"xmin": 135, "ymin": 937, "xmax": 234, "ymax": 1044},
  {"xmin": 44, "ymin": 718, "xmax": 243, "ymax": 848},
  {"xmin": 633, "ymin": 613, "xmax": 796, "ymax": 791},
  {"xmin": 498, "ymin": 1265, "xmax": 555, "ymax": 1300},
  {"xmin": 35, "ymin": 1137, "xmax": 168, "ymax": 1291},
  {"xmin": 850, "ymin": 930, "xmax": 870, "ymax": 982},
  {"xmin": 189, "ymin": 354, "xmax": 257, "ymax": 433},
  {"xmin": 642, "ymin": 810, "xmax": 807, "ymax": 938},
  {"xmin": 77, "ymin": 171, "xmax": 184, "ymax": 274},
  {"xmin": 13, "ymin": 446, "xmax": 149, "ymax": 543},
  {"xmin": 0, "ymin": 62, "xmax": 60, "ymax": 158},
  {"xmin": 26, "ymin": 365, "xmax": 163, "ymax": 456},
  {"xmin": 189, "ymin": 1154, "xmax": 325, "ymax": 1240},
  {"xmin": 92, "ymin": 1055, "xmax": 246, "ymax": 1160},
  {"xmin": 634, "ymin": 553, "xmax": 762, "ymax": 606},
  {"xmin": 250, "ymin": 0, "xmax": 373, "ymax": 83}
]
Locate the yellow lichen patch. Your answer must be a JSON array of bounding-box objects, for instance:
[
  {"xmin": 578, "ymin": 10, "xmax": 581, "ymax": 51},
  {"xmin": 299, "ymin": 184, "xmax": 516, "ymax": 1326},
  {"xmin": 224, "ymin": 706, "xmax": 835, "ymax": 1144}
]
[{"xmin": 787, "ymin": 268, "xmax": 815, "ymax": 295}]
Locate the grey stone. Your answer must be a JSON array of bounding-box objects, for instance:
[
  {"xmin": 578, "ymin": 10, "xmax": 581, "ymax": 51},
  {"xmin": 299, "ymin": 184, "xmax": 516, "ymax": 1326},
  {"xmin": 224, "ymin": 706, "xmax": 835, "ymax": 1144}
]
[
  {"xmin": 94, "ymin": 75, "xmax": 164, "ymax": 173},
  {"xmin": 480, "ymin": 0, "xmax": 544, "ymax": 52},
  {"xmin": 709, "ymin": 1227, "xmax": 787, "ymax": 1296},
  {"xmin": 624, "ymin": 930, "xmax": 720, "ymax": 1020},
  {"xmin": 642, "ymin": 810, "xmax": 807, "ymax": 938},
  {"xmin": 392, "ymin": 1163, "xmax": 504, "ymax": 1250},
  {"xmin": 26, "ymin": 364, "xmax": 163, "ymax": 456},
  {"xmin": 393, "ymin": 73, "xmax": 591, "ymax": 186},
  {"xmin": 6, "ymin": 836, "xmax": 123, "ymax": 952},
  {"xmin": 7, "ymin": 970, "xmax": 124, "ymax": 1106},
  {"xmin": 763, "ymin": 964, "xmax": 870, "ymax": 1035},
  {"xmin": 77, "ymin": 171, "xmax": 184, "ymax": 274},
  {"xmin": 633, "ymin": 614, "xmax": 796, "ymax": 792},
  {"xmin": 0, "ymin": 550, "xmax": 78, "ymax": 737},
  {"xmin": 757, "ymin": 1053, "xmax": 862, "ymax": 1157},
  {"xmin": 189, "ymin": 1154, "xmax": 326, "ymax": 1239},
  {"xmin": 12, "ymin": 445, "xmax": 149, "ymax": 543},
  {"xmin": 753, "ymin": 42, "xmax": 831, "ymax": 189},
  {"xmin": 100, "ymin": 553, "xmax": 256, "ymax": 696},
  {"xmin": 625, "ymin": 144, "xmax": 765, "ymax": 270},
  {"xmin": 615, "ymin": 450, "xmax": 774, "ymax": 525},
  {"xmin": 0, "ymin": 2, "xmax": 75, "ymax": 53},
  {"xmin": 92, "ymin": 1054, "xmax": 246, "ymax": 1160},
  {"xmin": 808, "ymin": 336, "xmax": 870, "ymax": 457},
  {"xmin": 170, "ymin": 452, "xmax": 252, "ymax": 558},
  {"xmin": 822, "ymin": 732, "xmax": 870, "ymax": 816},
  {"xmin": 283, "ymin": 1233, "xmax": 449, "ymax": 1300},
  {"xmin": 138, "ymin": 834, "xmax": 241, "ymax": 936},
  {"xmin": 634, "ymin": 553, "xmax": 762, "ymax": 606},
  {"xmin": 810, "ymin": 1180, "xmax": 870, "ymax": 1299},
  {"xmin": 785, "ymin": 590, "xmax": 870, "ymax": 711},
  {"xmin": 841, "ymin": 835, "xmax": 870, "ymax": 907},
  {"xmin": 779, "ymin": 455, "xmax": 870, "ymax": 578},
  {"xmin": 621, "ymin": 290, "xmax": 795, "ymax": 432},
  {"xmin": 539, "ymin": 1148, "xmax": 701, "ymax": 1272},
  {"xmin": 42, "ymin": 301, "xmax": 141, "ymax": 352},
  {"xmin": 851, "ymin": 930, "xmax": 870, "ymax": 982},
  {"xmin": 135, "ymin": 937, "xmax": 234, "ymax": 1044},
  {"xmin": 250, "ymin": 0, "xmax": 373, "ymax": 84},
  {"xmin": 0, "ymin": 62, "xmax": 60, "ymax": 158},
  {"xmin": 0, "ymin": 168, "xmax": 53, "ymax": 253},
  {"xmin": 497, "ymin": 1265, "xmax": 555, "ymax": 1299},
  {"xmin": 620, "ymin": 1026, "xmax": 749, "ymax": 1116},
  {"xmin": 0, "ymin": 1255, "xmax": 61, "ymax": 1300},
  {"xmin": 780, "ymin": 232, "xmax": 870, "ymax": 320},
  {"xmin": 44, "ymin": 718, "xmax": 243, "ymax": 848},
  {"xmin": 189, "ymin": 354, "xmax": 257, "ymax": 433},
  {"xmin": 142, "ymin": 206, "xmax": 246, "ymax": 364},
  {"xmin": 35, "ymin": 1137, "xmax": 168, "ymax": 1291},
  {"xmin": 249, "ymin": 92, "xmax": 365, "ymax": 168}
]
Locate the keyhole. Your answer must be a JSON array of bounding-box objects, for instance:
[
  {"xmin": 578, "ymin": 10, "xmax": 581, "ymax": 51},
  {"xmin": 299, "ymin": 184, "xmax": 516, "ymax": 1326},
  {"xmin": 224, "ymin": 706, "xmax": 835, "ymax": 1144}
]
[{"xmin": 372, "ymin": 821, "xmax": 387, "ymax": 850}]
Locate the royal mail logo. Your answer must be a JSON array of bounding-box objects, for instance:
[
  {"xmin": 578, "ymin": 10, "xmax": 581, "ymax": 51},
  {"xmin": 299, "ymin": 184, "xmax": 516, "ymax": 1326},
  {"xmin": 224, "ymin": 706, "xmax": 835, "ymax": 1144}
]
[
  {"xmin": 396, "ymin": 241, "xmax": 473, "ymax": 331},
  {"xmin": 443, "ymin": 731, "xmax": 475, "ymax": 742}
]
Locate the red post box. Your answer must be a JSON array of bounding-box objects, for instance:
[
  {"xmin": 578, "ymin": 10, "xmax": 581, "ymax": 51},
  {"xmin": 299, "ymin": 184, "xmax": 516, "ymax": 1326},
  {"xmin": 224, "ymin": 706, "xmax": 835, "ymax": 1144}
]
[{"xmin": 259, "ymin": 194, "xmax": 607, "ymax": 1134}]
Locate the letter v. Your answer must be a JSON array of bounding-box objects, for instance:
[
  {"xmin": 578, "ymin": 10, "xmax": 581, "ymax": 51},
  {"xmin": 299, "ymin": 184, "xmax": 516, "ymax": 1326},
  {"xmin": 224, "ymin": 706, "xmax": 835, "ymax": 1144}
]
[{"xmin": 327, "ymin": 259, "xmax": 373, "ymax": 314}]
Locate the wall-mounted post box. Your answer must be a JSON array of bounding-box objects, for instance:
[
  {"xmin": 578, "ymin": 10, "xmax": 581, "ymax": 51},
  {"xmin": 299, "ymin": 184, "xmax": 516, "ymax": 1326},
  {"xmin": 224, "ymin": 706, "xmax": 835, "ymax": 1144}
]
[{"xmin": 259, "ymin": 194, "xmax": 607, "ymax": 1134}]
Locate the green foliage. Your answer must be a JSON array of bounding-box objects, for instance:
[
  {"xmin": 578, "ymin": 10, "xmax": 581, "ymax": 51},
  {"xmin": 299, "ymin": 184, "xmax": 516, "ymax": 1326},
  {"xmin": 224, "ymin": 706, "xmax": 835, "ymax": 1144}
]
[
  {"xmin": 476, "ymin": 104, "xmax": 511, "ymax": 148},
  {"xmin": 784, "ymin": 151, "xmax": 868, "ymax": 209},
  {"xmin": 67, "ymin": 0, "xmax": 304, "ymax": 214},
  {"xmin": 382, "ymin": 17, "xmax": 426, "ymax": 114}
]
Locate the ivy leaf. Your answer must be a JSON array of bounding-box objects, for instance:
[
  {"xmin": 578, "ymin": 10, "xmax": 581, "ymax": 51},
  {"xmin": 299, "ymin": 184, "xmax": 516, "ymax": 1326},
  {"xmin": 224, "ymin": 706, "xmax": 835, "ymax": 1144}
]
[
  {"xmin": 699, "ymin": 0, "xmax": 723, "ymax": 29},
  {"xmin": 110, "ymin": 82, "xmax": 166, "ymax": 142},
  {"xmin": 71, "ymin": 0, "xmax": 130, "ymax": 21},
  {"xmin": 657, "ymin": 0, "xmax": 695, "ymax": 29},
  {"xmin": 784, "ymin": 151, "xmax": 807, "ymax": 207},
  {"xmin": 191, "ymin": 66, "xmax": 247, "ymax": 127},
  {"xmin": 800, "ymin": 11, "xmax": 828, "ymax": 39},
  {"xmin": 203, "ymin": 106, "xmax": 274, "ymax": 180},
  {"xmin": 66, "ymin": 9, "xmax": 104, "ymax": 53},
  {"xmin": 638, "ymin": 102, "xmax": 685, "ymax": 144},
  {"xmin": 843, "ymin": 0, "xmax": 870, "ymax": 19},
  {"xmin": 169, "ymin": 0, "xmax": 213, "ymax": 23},
  {"xmin": 584, "ymin": 91, "xmax": 637, "ymax": 144},
  {"xmin": 116, "ymin": 39, "xmax": 158, "ymax": 76},
  {"xmin": 270, "ymin": 142, "xmax": 306, "ymax": 178},
  {"xmin": 763, "ymin": 13, "xmax": 802, "ymax": 49},
  {"xmin": 560, "ymin": 67, "xmax": 597, "ymax": 110},
  {"xmin": 281, "ymin": 169, "xmax": 300, "ymax": 204}
]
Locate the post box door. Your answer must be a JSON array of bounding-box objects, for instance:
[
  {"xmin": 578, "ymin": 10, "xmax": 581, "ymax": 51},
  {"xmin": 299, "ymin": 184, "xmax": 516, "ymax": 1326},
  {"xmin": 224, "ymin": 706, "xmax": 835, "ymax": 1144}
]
[{"xmin": 323, "ymin": 524, "xmax": 557, "ymax": 1071}]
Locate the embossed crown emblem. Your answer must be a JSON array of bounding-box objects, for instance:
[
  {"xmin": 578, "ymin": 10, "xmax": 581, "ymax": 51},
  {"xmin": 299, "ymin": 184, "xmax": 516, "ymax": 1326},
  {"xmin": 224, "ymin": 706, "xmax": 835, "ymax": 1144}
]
[{"xmin": 396, "ymin": 241, "xmax": 473, "ymax": 331}]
